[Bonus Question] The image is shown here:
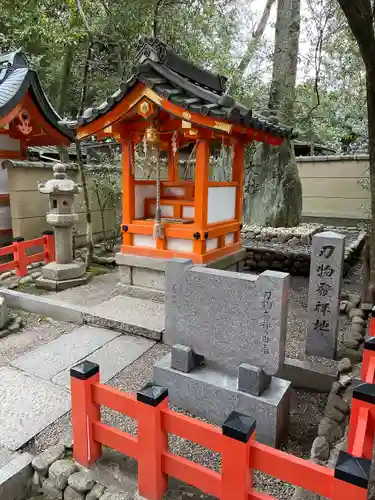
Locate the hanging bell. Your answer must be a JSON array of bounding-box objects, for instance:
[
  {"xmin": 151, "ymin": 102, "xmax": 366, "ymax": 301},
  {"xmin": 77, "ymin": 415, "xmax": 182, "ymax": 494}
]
[{"xmin": 145, "ymin": 123, "xmax": 160, "ymax": 146}]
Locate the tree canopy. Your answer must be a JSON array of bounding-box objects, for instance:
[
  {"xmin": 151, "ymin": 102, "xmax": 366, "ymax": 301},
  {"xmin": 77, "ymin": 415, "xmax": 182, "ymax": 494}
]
[{"xmin": 0, "ymin": 0, "xmax": 368, "ymax": 152}]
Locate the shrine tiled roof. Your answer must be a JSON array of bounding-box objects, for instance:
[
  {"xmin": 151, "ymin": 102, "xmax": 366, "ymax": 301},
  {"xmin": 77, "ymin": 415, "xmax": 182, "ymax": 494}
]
[
  {"xmin": 69, "ymin": 38, "xmax": 294, "ymax": 139},
  {"xmin": 0, "ymin": 49, "xmax": 73, "ymax": 140}
]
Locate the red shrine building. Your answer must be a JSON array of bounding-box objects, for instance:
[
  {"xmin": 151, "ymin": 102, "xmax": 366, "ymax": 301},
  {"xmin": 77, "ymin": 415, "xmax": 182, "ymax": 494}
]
[
  {"xmin": 0, "ymin": 49, "xmax": 73, "ymax": 241},
  {"xmin": 70, "ymin": 38, "xmax": 292, "ymax": 266}
]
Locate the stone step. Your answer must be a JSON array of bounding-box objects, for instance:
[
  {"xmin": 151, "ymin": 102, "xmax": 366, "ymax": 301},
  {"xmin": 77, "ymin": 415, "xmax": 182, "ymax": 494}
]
[
  {"xmin": 117, "ymin": 283, "xmax": 165, "ymax": 303},
  {"xmin": 85, "ymin": 295, "xmax": 165, "ymax": 341}
]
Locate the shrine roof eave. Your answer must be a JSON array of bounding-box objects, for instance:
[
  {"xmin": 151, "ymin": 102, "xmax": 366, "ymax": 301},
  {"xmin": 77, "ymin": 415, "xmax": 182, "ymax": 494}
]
[
  {"xmin": 65, "ymin": 38, "xmax": 295, "ymax": 144},
  {"xmin": 70, "ymin": 78, "xmax": 293, "ymax": 146},
  {"xmin": 0, "ymin": 50, "xmax": 74, "ymax": 142}
]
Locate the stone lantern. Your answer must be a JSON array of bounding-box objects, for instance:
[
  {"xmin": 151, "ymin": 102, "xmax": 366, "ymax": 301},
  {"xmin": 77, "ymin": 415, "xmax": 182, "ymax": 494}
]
[{"xmin": 36, "ymin": 163, "xmax": 89, "ymax": 290}]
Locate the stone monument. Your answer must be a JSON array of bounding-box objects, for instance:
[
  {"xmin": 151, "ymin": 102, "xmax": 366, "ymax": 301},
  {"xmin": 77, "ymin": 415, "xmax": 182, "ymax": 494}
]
[
  {"xmin": 306, "ymin": 231, "xmax": 345, "ymax": 359},
  {"xmin": 36, "ymin": 164, "xmax": 89, "ymax": 291},
  {"xmin": 153, "ymin": 258, "xmax": 291, "ymax": 446}
]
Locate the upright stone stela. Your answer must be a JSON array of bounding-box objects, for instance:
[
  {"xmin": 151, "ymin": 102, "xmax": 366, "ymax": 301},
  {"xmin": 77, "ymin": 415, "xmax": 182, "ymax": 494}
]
[
  {"xmin": 306, "ymin": 231, "xmax": 345, "ymax": 359},
  {"xmin": 154, "ymin": 258, "xmax": 291, "ymax": 447}
]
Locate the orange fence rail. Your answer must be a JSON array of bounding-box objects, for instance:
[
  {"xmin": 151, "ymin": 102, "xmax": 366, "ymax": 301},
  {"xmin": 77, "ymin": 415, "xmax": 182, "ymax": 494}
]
[
  {"xmin": 0, "ymin": 231, "xmax": 54, "ymax": 277},
  {"xmin": 71, "ymin": 337, "xmax": 375, "ymax": 500}
]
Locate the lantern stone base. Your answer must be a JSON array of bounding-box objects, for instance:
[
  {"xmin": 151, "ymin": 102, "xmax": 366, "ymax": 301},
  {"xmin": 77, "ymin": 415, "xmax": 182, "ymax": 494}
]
[{"xmin": 36, "ymin": 261, "xmax": 90, "ymax": 291}]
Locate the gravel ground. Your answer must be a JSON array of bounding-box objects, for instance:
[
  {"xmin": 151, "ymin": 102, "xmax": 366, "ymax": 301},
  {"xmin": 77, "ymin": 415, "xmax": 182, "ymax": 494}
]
[{"xmin": 0, "ymin": 310, "xmax": 74, "ymax": 366}]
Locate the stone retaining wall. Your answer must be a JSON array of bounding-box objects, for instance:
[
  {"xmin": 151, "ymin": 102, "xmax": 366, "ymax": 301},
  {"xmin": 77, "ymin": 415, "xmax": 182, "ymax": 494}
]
[
  {"xmin": 292, "ymin": 358, "xmax": 355, "ymax": 499},
  {"xmin": 244, "ymin": 231, "xmax": 366, "ymax": 277},
  {"xmin": 292, "ymin": 294, "xmax": 369, "ymax": 499},
  {"xmin": 30, "ymin": 440, "xmax": 126, "ymax": 499}
]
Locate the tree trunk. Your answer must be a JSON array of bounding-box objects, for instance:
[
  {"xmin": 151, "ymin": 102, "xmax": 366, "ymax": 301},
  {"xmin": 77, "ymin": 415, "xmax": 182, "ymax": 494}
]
[
  {"xmin": 366, "ymin": 72, "xmax": 375, "ymax": 287},
  {"xmin": 228, "ymin": 0, "xmax": 276, "ymax": 94},
  {"xmin": 75, "ymin": 140, "xmax": 94, "ymax": 269},
  {"xmin": 57, "ymin": 45, "xmax": 74, "ymax": 116},
  {"xmin": 57, "ymin": 44, "xmax": 75, "ymax": 163},
  {"xmin": 337, "ymin": 0, "xmax": 375, "ymax": 295},
  {"xmin": 245, "ymin": 0, "xmax": 302, "ymax": 227},
  {"xmin": 76, "ymin": 41, "xmax": 95, "ymax": 269}
]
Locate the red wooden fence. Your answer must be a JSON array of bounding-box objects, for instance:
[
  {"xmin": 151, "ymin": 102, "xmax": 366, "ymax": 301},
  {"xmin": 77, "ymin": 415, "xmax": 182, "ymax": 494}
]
[
  {"xmin": 0, "ymin": 231, "xmax": 54, "ymax": 277},
  {"xmin": 70, "ymin": 334, "xmax": 375, "ymax": 500}
]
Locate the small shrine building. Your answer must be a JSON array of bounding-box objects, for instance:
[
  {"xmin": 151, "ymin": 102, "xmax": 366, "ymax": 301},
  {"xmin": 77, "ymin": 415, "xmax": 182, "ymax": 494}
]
[
  {"xmin": 0, "ymin": 49, "xmax": 73, "ymax": 241},
  {"xmin": 72, "ymin": 38, "xmax": 292, "ymax": 265}
]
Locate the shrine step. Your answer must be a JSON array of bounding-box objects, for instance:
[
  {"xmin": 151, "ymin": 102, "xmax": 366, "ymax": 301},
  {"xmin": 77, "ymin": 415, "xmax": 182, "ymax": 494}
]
[
  {"xmin": 85, "ymin": 295, "xmax": 165, "ymax": 341},
  {"xmin": 117, "ymin": 283, "xmax": 165, "ymax": 302}
]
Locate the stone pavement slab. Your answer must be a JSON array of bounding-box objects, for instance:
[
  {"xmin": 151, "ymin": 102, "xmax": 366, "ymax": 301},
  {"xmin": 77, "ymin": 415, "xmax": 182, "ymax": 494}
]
[
  {"xmin": 10, "ymin": 326, "xmax": 121, "ymax": 380},
  {"xmin": 48, "ymin": 272, "xmax": 122, "ymax": 307},
  {"xmin": 0, "ymin": 367, "xmax": 70, "ymax": 450},
  {"xmin": 0, "ymin": 447, "xmax": 17, "ymax": 468},
  {"xmin": 86, "ymin": 295, "xmax": 165, "ymax": 341},
  {"xmin": 52, "ymin": 335, "xmax": 155, "ymax": 389}
]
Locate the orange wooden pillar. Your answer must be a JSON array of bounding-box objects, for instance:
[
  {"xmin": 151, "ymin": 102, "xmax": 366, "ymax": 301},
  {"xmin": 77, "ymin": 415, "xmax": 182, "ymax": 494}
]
[
  {"xmin": 332, "ymin": 451, "xmax": 370, "ymax": 499},
  {"xmin": 347, "ymin": 382, "xmax": 375, "ymax": 459},
  {"xmin": 232, "ymin": 140, "xmax": 246, "ymax": 243},
  {"xmin": 70, "ymin": 361, "xmax": 102, "ymax": 467},
  {"xmin": 361, "ymin": 337, "xmax": 375, "ymax": 383},
  {"xmin": 121, "ymin": 138, "xmax": 135, "ymax": 245},
  {"xmin": 42, "ymin": 230, "xmax": 55, "ymax": 264},
  {"xmin": 13, "ymin": 236, "xmax": 27, "ymax": 277},
  {"xmin": 137, "ymin": 384, "xmax": 169, "ymax": 500},
  {"xmin": 335, "ymin": 381, "xmax": 375, "ymax": 498},
  {"xmin": 222, "ymin": 411, "xmax": 255, "ymax": 500},
  {"xmin": 194, "ymin": 139, "xmax": 210, "ymax": 255},
  {"xmin": 369, "ymin": 307, "xmax": 375, "ymax": 337}
]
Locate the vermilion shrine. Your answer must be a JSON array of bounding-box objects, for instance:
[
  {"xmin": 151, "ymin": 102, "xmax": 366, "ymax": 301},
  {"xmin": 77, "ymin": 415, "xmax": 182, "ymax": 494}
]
[
  {"xmin": 71, "ymin": 38, "xmax": 292, "ymax": 266},
  {"xmin": 0, "ymin": 49, "xmax": 73, "ymax": 241}
]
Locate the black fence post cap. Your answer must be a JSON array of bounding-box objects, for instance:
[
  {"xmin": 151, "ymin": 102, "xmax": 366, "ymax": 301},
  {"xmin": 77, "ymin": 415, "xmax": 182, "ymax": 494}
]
[
  {"xmin": 334, "ymin": 451, "xmax": 371, "ymax": 489},
  {"xmin": 353, "ymin": 382, "xmax": 375, "ymax": 405},
  {"xmin": 222, "ymin": 410, "xmax": 256, "ymax": 443},
  {"xmin": 13, "ymin": 236, "xmax": 25, "ymax": 242},
  {"xmin": 364, "ymin": 337, "xmax": 375, "ymax": 351},
  {"xmin": 136, "ymin": 383, "xmax": 168, "ymax": 406},
  {"xmin": 70, "ymin": 361, "xmax": 99, "ymax": 380},
  {"xmin": 42, "ymin": 230, "xmax": 54, "ymax": 235}
]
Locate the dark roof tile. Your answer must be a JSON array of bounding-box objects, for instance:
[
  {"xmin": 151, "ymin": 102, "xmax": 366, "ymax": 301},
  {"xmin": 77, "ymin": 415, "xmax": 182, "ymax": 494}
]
[{"xmin": 73, "ymin": 37, "xmax": 292, "ymax": 139}]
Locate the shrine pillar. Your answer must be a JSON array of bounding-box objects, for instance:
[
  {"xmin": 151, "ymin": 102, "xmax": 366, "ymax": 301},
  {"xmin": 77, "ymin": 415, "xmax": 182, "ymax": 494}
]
[
  {"xmin": 194, "ymin": 139, "xmax": 210, "ymax": 255},
  {"xmin": 121, "ymin": 138, "xmax": 135, "ymax": 246}
]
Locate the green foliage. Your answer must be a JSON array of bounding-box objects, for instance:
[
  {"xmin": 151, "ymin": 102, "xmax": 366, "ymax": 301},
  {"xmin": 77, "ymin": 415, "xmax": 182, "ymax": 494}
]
[{"xmin": 0, "ymin": 0, "xmax": 241, "ymax": 118}]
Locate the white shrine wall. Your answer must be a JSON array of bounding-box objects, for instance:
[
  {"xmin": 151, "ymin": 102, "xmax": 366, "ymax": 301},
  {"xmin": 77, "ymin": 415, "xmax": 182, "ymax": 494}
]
[{"xmin": 207, "ymin": 186, "xmax": 236, "ymax": 224}]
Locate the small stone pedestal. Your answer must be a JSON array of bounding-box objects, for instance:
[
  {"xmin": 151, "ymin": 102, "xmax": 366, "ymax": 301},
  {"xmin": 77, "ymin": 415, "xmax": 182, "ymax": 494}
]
[{"xmin": 36, "ymin": 164, "xmax": 90, "ymax": 291}]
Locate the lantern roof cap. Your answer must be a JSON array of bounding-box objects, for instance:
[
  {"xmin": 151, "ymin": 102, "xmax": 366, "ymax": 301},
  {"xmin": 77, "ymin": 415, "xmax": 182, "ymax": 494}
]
[{"xmin": 38, "ymin": 163, "xmax": 80, "ymax": 194}]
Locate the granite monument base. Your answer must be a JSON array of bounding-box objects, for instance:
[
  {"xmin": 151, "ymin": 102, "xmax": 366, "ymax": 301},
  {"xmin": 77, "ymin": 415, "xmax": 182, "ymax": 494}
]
[{"xmin": 154, "ymin": 353, "xmax": 290, "ymax": 447}]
